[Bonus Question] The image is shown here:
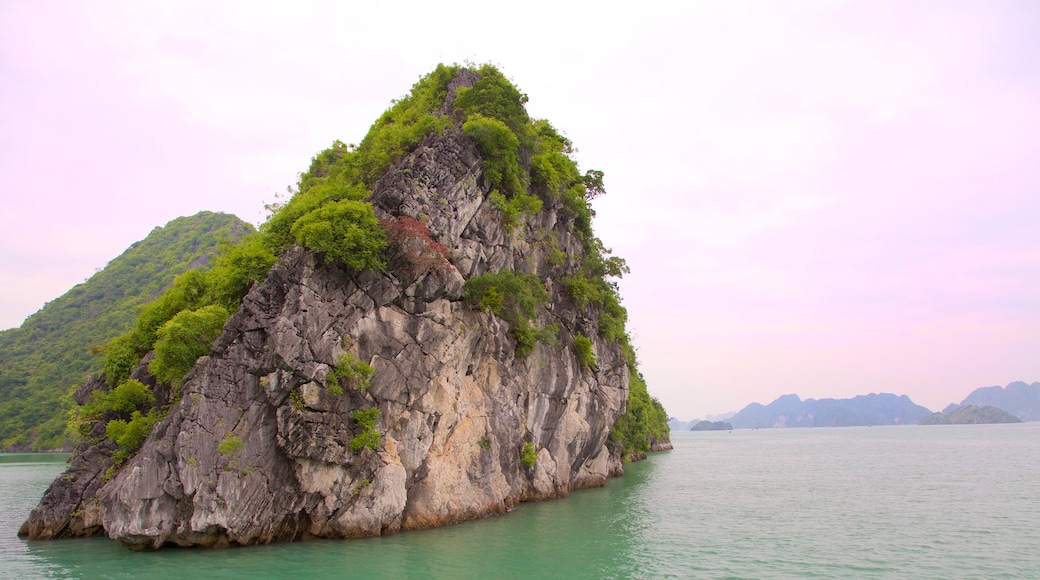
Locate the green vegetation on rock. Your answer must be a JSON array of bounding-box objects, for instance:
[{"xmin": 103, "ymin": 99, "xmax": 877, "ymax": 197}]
[
  {"xmin": 463, "ymin": 271, "xmax": 556, "ymax": 357},
  {"xmin": 218, "ymin": 435, "xmax": 244, "ymax": 456},
  {"xmin": 0, "ymin": 212, "xmax": 250, "ymax": 451},
  {"xmin": 327, "ymin": 351, "xmax": 375, "ymax": 395},
  {"xmin": 442, "ymin": 65, "xmax": 668, "ymax": 458},
  {"xmin": 68, "ymin": 377, "xmax": 160, "ymax": 462},
  {"xmin": 105, "ymin": 410, "xmax": 161, "ymax": 462},
  {"xmin": 574, "ymin": 333, "xmax": 596, "ymax": 369},
  {"xmin": 148, "ymin": 304, "xmax": 230, "ymax": 390},
  {"xmin": 349, "ymin": 407, "xmax": 382, "ymax": 452},
  {"xmin": 609, "ymin": 368, "xmax": 669, "ymax": 461},
  {"xmin": 289, "ymin": 199, "xmax": 387, "ymax": 270},
  {"xmin": 519, "ymin": 442, "xmax": 538, "ymax": 468}
]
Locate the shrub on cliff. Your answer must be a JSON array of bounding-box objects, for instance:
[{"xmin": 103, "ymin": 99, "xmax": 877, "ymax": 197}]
[
  {"xmin": 290, "ymin": 200, "xmax": 387, "ymax": 271},
  {"xmin": 574, "ymin": 333, "xmax": 596, "ymax": 369},
  {"xmin": 463, "ymin": 114, "xmax": 525, "ymax": 197},
  {"xmin": 148, "ymin": 305, "xmax": 230, "ymax": 388},
  {"xmin": 610, "ymin": 369, "xmax": 669, "ymax": 460},
  {"xmin": 349, "ymin": 408, "xmax": 382, "ymax": 452},
  {"xmin": 105, "ymin": 409, "xmax": 161, "ymax": 461},
  {"xmin": 519, "ymin": 442, "xmax": 538, "ymax": 468},
  {"xmin": 327, "ymin": 351, "xmax": 374, "ymax": 395},
  {"xmin": 464, "ymin": 271, "xmax": 556, "ymax": 356},
  {"xmin": 68, "ymin": 378, "xmax": 156, "ymax": 441},
  {"xmin": 205, "ymin": 235, "xmax": 277, "ymax": 310},
  {"xmin": 382, "ymin": 216, "xmax": 450, "ymax": 276},
  {"xmin": 453, "ymin": 65, "xmax": 530, "ymax": 137}
]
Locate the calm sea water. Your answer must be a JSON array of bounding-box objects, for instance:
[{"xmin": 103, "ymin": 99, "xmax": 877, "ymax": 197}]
[{"xmin": 3, "ymin": 424, "xmax": 1038, "ymax": 579}]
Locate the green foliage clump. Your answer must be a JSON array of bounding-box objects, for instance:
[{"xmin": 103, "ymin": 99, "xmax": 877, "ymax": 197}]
[
  {"xmin": 289, "ymin": 388, "xmax": 304, "ymax": 411},
  {"xmin": 327, "ymin": 351, "xmax": 375, "ymax": 395},
  {"xmin": 562, "ymin": 237, "xmax": 631, "ymax": 344},
  {"xmin": 218, "ymin": 435, "xmax": 244, "ymax": 456},
  {"xmin": 453, "ymin": 65, "xmax": 530, "ymax": 137},
  {"xmin": 543, "ymin": 231, "xmax": 566, "ymax": 265},
  {"xmin": 464, "ymin": 271, "xmax": 546, "ymax": 324},
  {"xmin": 205, "ymin": 234, "xmax": 277, "ymax": 311},
  {"xmin": 129, "ymin": 270, "xmax": 210, "ymax": 355},
  {"xmin": 256, "ymin": 66, "xmax": 464, "ymax": 271},
  {"xmin": 449, "ymin": 65, "xmax": 601, "ymax": 234},
  {"xmin": 105, "ymin": 409, "xmax": 160, "ymax": 461},
  {"xmin": 487, "ymin": 190, "xmax": 543, "ymax": 233},
  {"xmin": 356, "ymin": 113, "xmax": 450, "ymax": 187},
  {"xmin": 104, "ymin": 379, "xmax": 156, "ymax": 416},
  {"xmin": 519, "ymin": 442, "xmax": 537, "ymax": 468},
  {"xmin": 457, "ymin": 105, "xmax": 552, "ymax": 233},
  {"xmin": 68, "ymin": 377, "xmax": 160, "ymax": 461},
  {"xmin": 69, "ymin": 379, "xmax": 155, "ymax": 438},
  {"xmin": 351, "ymin": 64, "xmax": 458, "ymax": 185},
  {"xmin": 100, "ymin": 335, "xmax": 141, "ymax": 389},
  {"xmin": 261, "ymin": 176, "xmax": 371, "ymax": 256},
  {"xmin": 529, "ymin": 124, "xmax": 575, "ymax": 193},
  {"xmin": 463, "ymin": 271, "xmax": 555, "ymax": 356},
  {"xmin": 457, "ymin": 83, "xmax": 595, "ymax": 236},
  {"xmin": 349, "ymin": 407, "xmax": 382, "ymax": 452},
  {"xmin": 574, "ymin": 333, "xmax": 596, "ymax": 369},
  {"xmin": 148, "ymin": 305, "xmax": 230, "ymax": 388},
  {"xmin": 290, "ymin": 200, "xmax": 387, "ymax": 271},
  {"xmin": 462, "ymin": 114, "xmax": 525, "ymax": 199}
]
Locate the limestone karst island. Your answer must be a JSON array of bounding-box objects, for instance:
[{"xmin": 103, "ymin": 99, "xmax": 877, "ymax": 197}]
[{"xmin": 18, "ymin": 65, "xmax": 671, "ymax": 550}]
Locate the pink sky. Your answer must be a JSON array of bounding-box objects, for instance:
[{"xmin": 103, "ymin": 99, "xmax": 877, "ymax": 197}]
[{"xmin": 2, "ymin": 1, "xmax": 1038, "ymax": 419}]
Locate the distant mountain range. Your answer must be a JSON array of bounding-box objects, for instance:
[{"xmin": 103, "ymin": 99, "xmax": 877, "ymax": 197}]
[
  {"xmin": 727, "ymin": 393, "xmax": 931, "ymax": 429},
  {"xmin": 668, "ymin": 381, "xmax": 1040, "ymax": 431}
]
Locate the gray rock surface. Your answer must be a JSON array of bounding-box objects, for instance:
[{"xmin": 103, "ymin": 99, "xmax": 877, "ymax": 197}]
[{"xmin": 23, "ymin": 73, "xmax": 639, "ymax": 548}]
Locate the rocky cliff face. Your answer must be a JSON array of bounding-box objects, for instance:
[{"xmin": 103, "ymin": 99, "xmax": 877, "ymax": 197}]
[{"xmin": 22, "ymin": 80, "xmax": 645, "ymax": 548}]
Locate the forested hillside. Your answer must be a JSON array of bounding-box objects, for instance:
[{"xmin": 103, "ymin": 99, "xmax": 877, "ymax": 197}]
[{"xmin": 0, "ymin": 211, "xmax": 251, "ymax": 450}]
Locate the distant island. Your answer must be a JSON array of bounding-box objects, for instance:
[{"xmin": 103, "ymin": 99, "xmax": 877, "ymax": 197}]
[
  {"xmin": 690, "ymin": 420, "xmax": 732, "ymax": 431},
  {"xmin": 668, "ymin": 413, "xmax": 734, "ymax": 431},
  {"xmin": 920, "ymin": 405, "xmax": 1022, "ymax": 425},
  {"xmin": 949, "ymin": 381, "xmax": 1040, "ymax": 421}
]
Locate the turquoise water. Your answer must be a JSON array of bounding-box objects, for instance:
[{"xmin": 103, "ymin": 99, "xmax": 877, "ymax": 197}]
[{"xmin": 3, "ymin": 424, "xmax": 1039, "ymax": 579}]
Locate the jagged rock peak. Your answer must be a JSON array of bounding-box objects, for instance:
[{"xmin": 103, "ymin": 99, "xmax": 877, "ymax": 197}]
[{"xmin": 22, "ymin": 65, "xmax": 669, "ymax": 549}]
